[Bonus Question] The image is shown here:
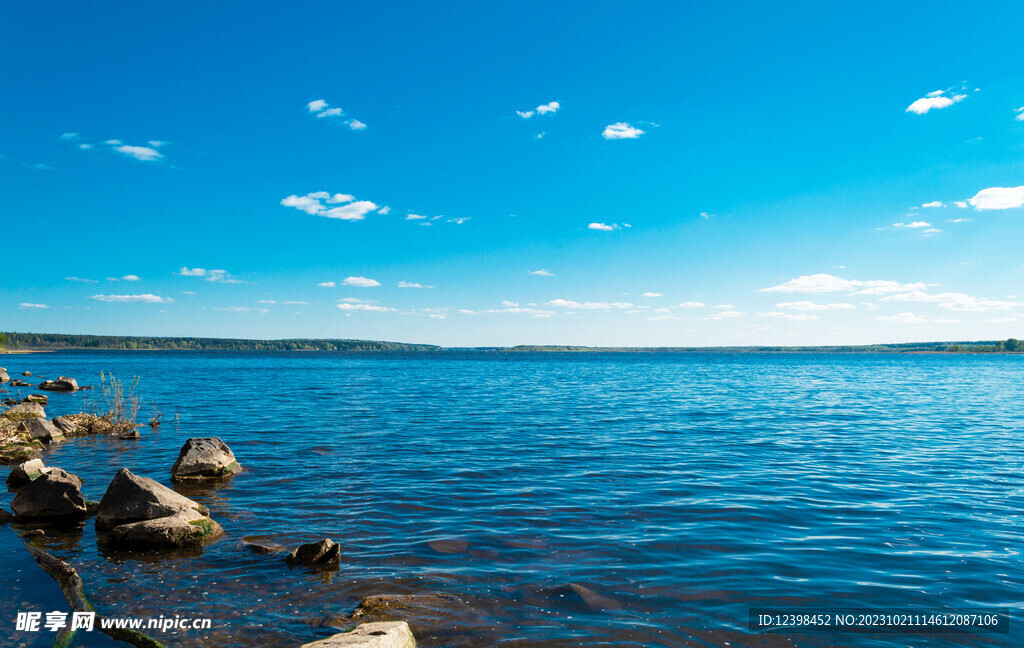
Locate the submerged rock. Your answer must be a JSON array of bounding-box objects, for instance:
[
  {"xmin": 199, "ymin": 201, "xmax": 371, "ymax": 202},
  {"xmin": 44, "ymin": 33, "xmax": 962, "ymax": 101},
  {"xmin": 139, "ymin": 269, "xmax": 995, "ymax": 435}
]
[
  {"xmin": 286, "ymin": 538, "xmax": 342, "ymax": 570},
  {"xmin": 38, "ymin": 376, "xmax": 78, "ymax": 392},
  {"xmin": 2, "ymin": 402, "xmax": 45, "ymax": 421},
  {"xmin": 242, "ymin": 538, "xmax": 287, "ymax": 554},
  {"xmin": 171, "ymin": 437, "xmax": 241, "ymax": 481},
  {"xmin": 22, "ymin": 372, "xmax": 31, "ymax": 376},
  {"xmin": 300, "ymin": 621, "xmax": 416, "ymax": 648},
  {"xmin": 18, "ymin": 419, "xmax": 65, "ymax": 444},
  {"xmin": 6, "ymin": 458, "xmax": 49, "ymax": 489},
  {"xmin": 11, "ymin": 468, "xmax": 88, "ymax": 519},
  {"xmin": 96, "ymin": 468, "xmax": 221, "ymax": 548},
  {"xmin": 9, "ymin": 380, "xmax": 31, "ymax": 387},
  {"xmin": 350, "ymin": 593, "xmax": 472, "ymax": 624}
]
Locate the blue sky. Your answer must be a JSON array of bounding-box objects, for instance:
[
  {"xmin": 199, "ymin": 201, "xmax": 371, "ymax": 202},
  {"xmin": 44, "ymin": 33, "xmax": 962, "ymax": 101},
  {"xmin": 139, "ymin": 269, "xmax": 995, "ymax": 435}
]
[{"xmin": 2, "ymin": 1, "xmax": 1024, "ymax": 346}]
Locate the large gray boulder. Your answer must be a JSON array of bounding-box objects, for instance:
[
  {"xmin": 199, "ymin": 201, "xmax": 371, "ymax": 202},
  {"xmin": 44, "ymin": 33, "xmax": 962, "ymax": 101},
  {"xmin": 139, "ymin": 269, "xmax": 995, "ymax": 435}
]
[
  {"xmin": 96, "ymin": 468, "xmax": 221, "ymax": 548},
  {"xmin": 2, "ymin": 402, "xmax": 45, "ymax": 421},
  {"xmin": 286, "ymin": 538, "xmax": 341, "ymax": 570},
  {"xmin": 0, "ymin": 370, "xmax": 9, "ymax": 383},
  {"xmin": 38, "ymin": 376, "xmax": 78, "ymax": 392},
  {"xmin": 11, "ymin": 468, "xmax": 88, "ymax": 519},
  {"xmin": 18, "ymin": 418, "xmax": 65, "ymax": 444},
  {"xmin": 171, "ymin": 437, "xmax": 241, "ymax": 481},
  {"xmin": 96, "ymin": 468, "xmax": 209, "ymax": 529},
  {"xmin": 301, "ymin": 622, "xmax": 416, "ymax": 648},
  {"xmin": 108, "ymin": 507, "xmax": 223, "ymax": 549},
  {"xmin": 6, "ymin": 458, "xmax": 49, "ymax": 489}
]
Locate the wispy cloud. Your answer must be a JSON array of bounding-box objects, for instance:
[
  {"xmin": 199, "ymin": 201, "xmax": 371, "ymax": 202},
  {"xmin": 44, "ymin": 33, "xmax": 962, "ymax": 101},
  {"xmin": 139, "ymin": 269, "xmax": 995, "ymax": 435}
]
[
  {"xmin": 678, "ymin": 301, "xmax": 705, "ymax": 308},
  {"xmin": 306, "ymin": 99, "xmax": 367, "ymax": 130},
  {"xmin": 760, "ymin": 274, "xmax": 925, "ymax": 295},
  {"xmin": 906, "ymin": 88, "xmax": 968, "ymax": 115},
  {"xmin": 178, "ymin": 267, "xmax": 242, "ymax": 283},
  {"xmin": 528, "ymin": 269, "xmax": 555, "ymax": 277},
  {"xmin": 398, "ymin": 281, "xmax": 432, "ymax": 288},
  {"xmin": 281, "ymin": 191, "xmax": 379, "ymax": 221},
  {"xmin": 516, "ymin": 101, "xmax": 560, "ymax": 119},
  {"xmin": 1014, "ymin": 106, "xmax": 1024, "ymax": 122},
  {"xmin": 112, "ymin": 144, "xmax": 163, "ymax": 162},
  {"xmin": 91, "ymin": 294, "xmax": 174, "ymax": 303},
  {"xmin": 776, "ymin": 301, "xmax": 856, "ymax": 311},
  {"xmin": 967, "ymin": 186, "xmax": 1024, "ymax": 210},
  {"xmin": 588, "ymin": 222, "xmax": 631, "ymax": 231},
  {"xmin": 337, "ymin": 302, "xmax": 393, "ymax": 312},
  {"xmin": 881, "ymin": 291, "xmax": 1020, "ymax": 312},
  {"xmin": 342, "ymin": 276, "xmax": 381, "ymax": 287},
  {"xmin": 756, "ymin": 311, "xmax": 819, "ymax": 321},
  {"xmin": 892, "ymin": 221, "xmax": 931, "ymax": 228},
  {"xmin": 877, "ymin": 312, "xmax": 928, "ymax": 324},
  {"xmin": 921, "ymin": 201, "xmax": 944, "ymax": 208},
  {"xmin": 19, "ymin": 303, "xmax": 49, "ymax": 309},
  {"xmin": 106, "ymin": 274, "xmax": 140, "ymax": 282},
  {"xmin": 59, "ymin": 132, "xmax": 79, "ymax": 141},
  {"xmin": 602, "ymin": 122, "xmax": 645, "ymax": 139},
  {"xmin": 548, "ymin": 299, "xmax": 633, "ymax": 310},
  {"xmin": 406, "ymin": 213, "xmax": 427, "ymax": 220},
  {"xmin": 706, "ymin": 310, "xmax": 745, "ymax": 320},
  {"xmin": 213, "ymin": 306, "xmax": 268, "ymax": 314},
  {"xmin": 641, "ymin": 292, "xmax": 663, "ymax": 297},
  {"xmin": 65, "ymin": 276, "xmax": 99, "ymax": 283},
  {"xmin": 318, "ymin": 281, "xmax": 336, "ymax": 288}
]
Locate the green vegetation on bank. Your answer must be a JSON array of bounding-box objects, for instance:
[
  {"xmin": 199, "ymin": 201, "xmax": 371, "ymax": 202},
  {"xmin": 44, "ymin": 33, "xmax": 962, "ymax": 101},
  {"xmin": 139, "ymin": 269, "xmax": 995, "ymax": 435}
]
[
  {"xmin": 1, "ymin": 332, "xmax": 441, "ymax": 352},
  {"xmin": 1, "ymin": 332, "xmax": 1021, "ymax": 353}
]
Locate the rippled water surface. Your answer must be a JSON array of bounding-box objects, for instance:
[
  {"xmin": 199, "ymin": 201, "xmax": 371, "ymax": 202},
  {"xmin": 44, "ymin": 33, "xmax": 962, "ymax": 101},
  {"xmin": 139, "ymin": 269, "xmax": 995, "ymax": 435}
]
[{"xmin": 1, "ymin": 351, "xmax": 1022, "ymax": 647}]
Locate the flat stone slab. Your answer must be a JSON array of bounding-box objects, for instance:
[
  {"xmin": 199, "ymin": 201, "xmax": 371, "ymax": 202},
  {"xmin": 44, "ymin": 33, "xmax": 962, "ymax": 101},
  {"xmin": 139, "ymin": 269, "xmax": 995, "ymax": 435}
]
[{"xmin": 301, "ymin": 622, "xmax": 416, "ymax": 648}]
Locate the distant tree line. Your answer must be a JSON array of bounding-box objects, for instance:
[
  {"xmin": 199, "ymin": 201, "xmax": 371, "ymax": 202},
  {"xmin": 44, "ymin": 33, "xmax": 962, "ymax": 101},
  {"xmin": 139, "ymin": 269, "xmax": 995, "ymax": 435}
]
[{"xmin": 1, "ymin": 332, "xmax": 441, "ymax": 353}]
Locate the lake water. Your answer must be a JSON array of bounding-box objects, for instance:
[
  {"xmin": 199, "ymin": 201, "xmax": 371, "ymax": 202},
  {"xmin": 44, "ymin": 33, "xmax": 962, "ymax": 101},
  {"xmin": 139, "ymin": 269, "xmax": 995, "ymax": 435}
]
[{"xmin": 1, "ymin": 351, "xmax": 1021, "ymax": 647}]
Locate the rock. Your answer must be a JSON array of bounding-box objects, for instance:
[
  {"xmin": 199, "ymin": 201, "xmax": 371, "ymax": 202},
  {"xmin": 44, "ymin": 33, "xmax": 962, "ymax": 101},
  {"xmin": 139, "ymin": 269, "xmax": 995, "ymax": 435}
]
[
  {"xmin": 0, "ymin": 370, "xmax": 9, "ymax": 383},
  {"xmin": 300, "ymin": 621, "xmax": 416, "ymax": 648},
  {"xmin": 350, "ymin": 594, "xmax": 471, "ymax": 624},
  {"xmin": 11, "ymin": 468, "xmax": 88, "ymax": 519},
  {"xmin": 9, "ymin": 380, "xmax": 31, "ymax": 387},
  {"xmin": 118, "ymin": 428, "xmax": 140, "ymax": 440},
  {"xmin": 38, "ymin": 376, "xmax": 79, "ymax": 391},
  {"xmin": 52, "ymin": 417, "xmax": 80, "ymax": 436},
  {"xmin": 2, "ymin": 402, "xmax": 45, "ymax": 421},
  {"xmin": 23, "ymin": 394, "xmax": 47, "ymax": 405},
  {"xmin": 17, "ymin": 418, "xmax": 65, "ymax": 444},
  {"xmin": 0, "ymin": 509, "xmax": 13, "ymax": 523},
  {"xmin": 96, "ymin": 468, "xmax": 210, "ymax": 530},
  {"xmin": 22, "ymin": 372, "xmax": 31, "ymax": 376},
  {"xmin": 23, "ymin": 529, "xmax": 45, "ymax": 538},
  {"xmin": 286, "ymin": 538, "xmax": 341, "ymax": 570},
  {"xmin": 58, "ymin": 413, "xmax": 112, "ymax": 435},
  {"xmin": 2, "ymin": 399, "xmax": 16, "ymax": 407},
  {"xmin": 242, "ymin": 538, "xmax": 287, "ymax": 554},
  {"xmin": 109, "ymin": 507, "xmax": 223, "ymax": 549},
  {"xmin": 171, "ymin": 437, "xmax": 241, "ymax": 481},
  {"xmin": 6, "ymin": 458, "xmax": 49, "ymax": 489}
]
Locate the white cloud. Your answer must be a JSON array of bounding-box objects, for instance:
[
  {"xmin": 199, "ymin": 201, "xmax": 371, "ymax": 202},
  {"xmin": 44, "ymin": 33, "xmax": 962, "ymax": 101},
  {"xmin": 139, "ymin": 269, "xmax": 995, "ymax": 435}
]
[
  {"xmin": 307, "ymin": 99, "xmax": 328, "ymax": 112},
  {"xmin": 706, "ymin": 310, "xmax": 745, "ymax": 319},
  {"xmin": 213, "ymin": 306, "xmax": 262, "ymax": 312},
  {"xmin": 775, "ymin": 301, "xmax": 856, "ymax": 311},
  {"xmin": 65, "ymin": 276, "xmax": 98, "ymax": 283},
  {"xmin": 602, "ymin": 122, "xmax": 645, "ymax": 139},
  {"xmin": 91, "ymin": 294, "xmax": 174, "ymax": 303},
  {"xmin": 529, "ymin": 269, "xmax": 555, "ymax": 276},
  {"xmin": 282, "ymin": 300, "xmax": 308, "ymax": 305},
  {"xmin": 713, "ymin": 304, "xmax": 734, "ymax": 309},
  {"xmin": 258, "ymin": 300, "xmax": 276, "ymax": 304},
  {"xmin": 342, "ymin": 276, "xmax": 381, "ymax": 287},
  {"xmin": 756, "ymin": 311, "xmax": 819, "ymax": 321},
  {"xmin": 318, "ymin": 107, "xmax": 344, "ymax": 118},
  {"xmin": 588, "ymin": 222, "xmax": 615, "ymax": 231},
  {"xmin": 1015, "ymin": 106, "xmax": 1024, "ymax": 122},
  {"xmin": 398, "ymin": 281, "xmax": 432, "ymax": 288},
  {"xmin": 948, "ymin": 218, "xmax": 971, "ymax": 223},
  {"xmin": 121, "ymin": 274, "xmax": 140, "ymax": 281},
  {"xmin": 281, "ymin": 192, "xmax": 379, "ymax": 221},
  {"xmin": 147, "ymin": 140, "xmax": 167, "ymax": 148},
  {"xmin": 760, "ymin": 274, "xmax": 926, "ymax": 295},
  {"xmin": 79, "ymin": 144, "xmax": 93, "ymax": 150},
  {"xmin": 954, "ymin": 201, "xmax": 968, "ymax": 208},
  {"xmin": 113, "ymin": 145, "xmax": 162, "ymax": 161},
  {"xmin": 378, "ymin": 206, "xmax": 391, "ymax": 215},
  {"xmin": 877, "ymin": 312, "xmax": 927, "ymax": 324},
  {"xmin": 406, "ymin": 214, "xmax": 427, "ymax": 220},
  {"xmin": 536, "ymin": 132, "xmax": 545, "ymax": 139},
  {"xmin": 678, "ymin": 301, "xmax": 705, "ymax": 308},
  {"xmin": 892, "ymin": 221, "xmax": 931, "ymax": 228},
  {"xmin": 699, "ymin": 212, "xmax": 713, "ymax": 219},
  {"xmin": 881, "ymin": 290, "xmax": 1020, "ymax": 312},
  {"xmin": 967, "ymin": 186, "xmax": 1024, "ymax": 210},
  {"xmin": 337, "ymin": 303, "xmax": 393, "ymax": 312},
  {"xmin": 921, "ymin": 201, "xmax": 944, "ymax": 208},
  {"xmin": 59, "ymin": 132, "xmax": 79, "ymax": 141},
  {"xmin": 347, "ymin": 119, "xmax": 367, "ymax": 130},
  {"xmin": 178, "ymin": 267, "xmax": 241, "ymax": 283},
  {"xmin": 318, "ymin": 281, "xmax": 336, "ymax": 288},
  {"xmin": 105, "ymin": 139, "xmax": 122, "ymax": 145},
  {"xmin": 19, "ymin": 303, "xmax": 49, "ymax": 309},
  {"xmin": 516, "ymin": 101, "xmax": 559, "ymax": 119},
  {"xmin": 548, "ymin": 299, "xmax": 633, "ymax": 310},
  {"xmin": 641, "ymin": 292, "xmax": 663, "ymax": 298},
  {"xmin": 906, "ymin": 90, "xmax": 967, "ymax": 114},
  {"xmin": 987, "ymin": 317, "xmax": 1017, "ymax": 323},
  {"xmin": 307, "ymin": 99, "xmax": 367, "ymax": 129}
]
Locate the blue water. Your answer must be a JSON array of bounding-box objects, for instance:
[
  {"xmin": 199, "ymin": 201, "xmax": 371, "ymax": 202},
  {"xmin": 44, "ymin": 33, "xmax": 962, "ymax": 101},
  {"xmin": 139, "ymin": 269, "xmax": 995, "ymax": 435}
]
[{"xmin": 1, "ymin": 351, "xmax": 1021, "ymax": 647}]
